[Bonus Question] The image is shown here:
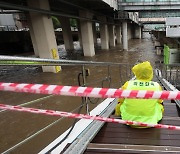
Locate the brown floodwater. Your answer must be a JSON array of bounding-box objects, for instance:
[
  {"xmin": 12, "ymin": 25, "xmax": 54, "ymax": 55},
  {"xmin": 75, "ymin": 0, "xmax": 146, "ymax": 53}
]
[{"xmin": 0, "ymin": 33, "xmax": 163, "ymax": 153}]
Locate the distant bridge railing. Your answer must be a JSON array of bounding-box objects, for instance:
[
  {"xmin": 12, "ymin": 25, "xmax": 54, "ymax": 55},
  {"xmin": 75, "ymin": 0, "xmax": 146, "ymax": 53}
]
[
  {"xmin": 119, "ymin": 0, "xmax": 179, "ymax": 2},
  {"xmin": 118, "ymin": 0, "xmax": 180, "ymax": 11}
]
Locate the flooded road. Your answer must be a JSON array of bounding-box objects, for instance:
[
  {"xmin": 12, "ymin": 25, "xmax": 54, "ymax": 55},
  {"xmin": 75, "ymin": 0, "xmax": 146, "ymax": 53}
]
[{"xmin": 0, "ymin": 33, "xmax": 163, "ymax": 153}]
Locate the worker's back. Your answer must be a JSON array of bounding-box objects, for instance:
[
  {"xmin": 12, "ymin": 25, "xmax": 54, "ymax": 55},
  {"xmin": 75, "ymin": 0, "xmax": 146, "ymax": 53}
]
[
  {"xmin": 120, "ymin": 80, "xmax": 163, "ymax": 125},
  {"xmin": 115, "ymin": 61, "xmax": 164, "ymax": 127}
]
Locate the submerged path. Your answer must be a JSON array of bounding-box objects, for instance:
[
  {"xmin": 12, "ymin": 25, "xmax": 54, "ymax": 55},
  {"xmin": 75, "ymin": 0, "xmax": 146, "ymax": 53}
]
[{"xmin": 0, "ymin": 33, "xmax": 163, "ymax": 153}]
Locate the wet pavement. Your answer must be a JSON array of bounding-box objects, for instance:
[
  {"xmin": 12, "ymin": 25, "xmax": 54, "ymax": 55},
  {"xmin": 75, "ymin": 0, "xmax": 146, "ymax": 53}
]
[{"xmin": 0, "ymin": 33, "xmax": 164, "ymax": 153}]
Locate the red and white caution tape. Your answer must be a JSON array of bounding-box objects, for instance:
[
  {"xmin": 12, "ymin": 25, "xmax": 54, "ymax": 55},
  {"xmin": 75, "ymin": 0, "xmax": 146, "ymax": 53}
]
[
  {"xmin": 0, "ymin": 82, "xmax": 180, "ymax": 100},
  {"xmin": 0, "ymin": 103, "xmax": 179, "ymax": 130}
]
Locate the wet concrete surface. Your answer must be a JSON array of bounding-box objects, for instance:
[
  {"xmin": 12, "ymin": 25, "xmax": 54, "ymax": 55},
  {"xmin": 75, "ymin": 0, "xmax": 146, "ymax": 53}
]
[{"xmin": 0, "ymin": 33, "xmax": 164, "ymax": 153}]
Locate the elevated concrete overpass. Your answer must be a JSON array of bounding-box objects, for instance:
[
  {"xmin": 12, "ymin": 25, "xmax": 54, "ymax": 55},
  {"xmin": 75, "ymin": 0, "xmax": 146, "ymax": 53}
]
[
  {"xmin": 139, "ymin": 10, "xmax": 180, "ymax": 18},
  {"xmin": 0, "ymin": 0, "xmax": 117, "ymax": 19},
  {"xmin": 0, "ymin": 0, "xmax": 118, "ymax": 72},
  {"xmin": 118, "ymin": 0, "xmax": 180, "ymax": 39},
  {"xmin": 0, "ymin": 0, "xmax": 143, "ymax": 72},
  {"xmin": 118, "ymin": 0, "xmax": 180, "ymax": 11}
]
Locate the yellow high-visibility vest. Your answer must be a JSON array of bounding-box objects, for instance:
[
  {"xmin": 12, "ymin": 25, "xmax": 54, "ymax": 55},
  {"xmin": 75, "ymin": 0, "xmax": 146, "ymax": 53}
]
[{"xmin": 120, "ymin": 80, "xmax": 163, "ymax": 125}]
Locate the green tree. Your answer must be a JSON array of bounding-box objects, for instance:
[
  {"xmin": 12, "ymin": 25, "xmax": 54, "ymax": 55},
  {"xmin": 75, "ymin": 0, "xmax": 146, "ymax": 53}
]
[
  {"xmin": 52, "ymin": 16, "xmax": 61, "ymax": 29},
  {"xmin": 70, "ymin": 19, "xmax": 77, "ymax": 27},
  {"xmin": 52, "ymin": 17, "xmax": 77, "ymax": 29}
]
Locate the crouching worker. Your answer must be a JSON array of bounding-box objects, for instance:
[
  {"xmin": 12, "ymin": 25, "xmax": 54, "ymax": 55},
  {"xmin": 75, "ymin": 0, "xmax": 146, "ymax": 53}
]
[{"xmin": 115, "ymin": 61, "xmax": 164, "ymax": 128}]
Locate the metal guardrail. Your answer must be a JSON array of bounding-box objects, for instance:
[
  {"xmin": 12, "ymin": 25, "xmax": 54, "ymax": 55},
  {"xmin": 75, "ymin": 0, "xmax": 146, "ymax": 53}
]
[
  {"xmin": 2, "ymin": 56, "xmax": 180, "ymax": 153},
  {"xmin": 156, "ymin": 63, "xmax": 180, "ymax": 89},
  {"xmin": 156, "ymin": 68, "xmax": 180, "ymax": 108},
  {"xmin": 119, "ymin": 0, "xmax": 179, "ymax": 2},
  {"xmin": 0, "ymin": 55, "xmax": 134, "ymax": 88},
  {"xmin": 0, "ymin": 55, "xmax": 127, "ymax": 66},
  {"xmin": 0, "ymin": 55, "xmax": 134, "ymax": 153}
]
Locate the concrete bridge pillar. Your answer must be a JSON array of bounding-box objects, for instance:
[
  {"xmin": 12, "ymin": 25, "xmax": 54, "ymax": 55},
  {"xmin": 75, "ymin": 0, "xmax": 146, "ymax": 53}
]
[
  {"xmin": 116, "ymin": 25, "xmax": 122, "ymax": 44},
  {"xmin": 108, "ymin": 24, "xmax": 116, "ymax": 47},
  {"xmin": 79, "ymin": 10, "xmax": 95, "ymax": 57},
  {"xmin": 139, "ymin": 26, "xmax": 142, "ymax": 39},
  {"xmin": 92, "ymin": 23, "xmax": 97, "ymax": 47},
  {"xmin": 98, "ymin": 16, "xmax": 109, "ymax": 50},
  {"xmin": 59, "ymin": 17, "xmax": 74, "ymax": 51},
  {"xmin": 27, "ymin": 15, "xmax": 39, "ymax": 57},
  {"xmin": 122, "ymin": 21, "xmax": 128, "ymax": 51},
  {"xmin": 27, "ymin": 0, "xmax": 60, "ymax": 73},
  {"xmin": 135, "ymin": 25, "xmax": 142, "ymax": 39},
  {"xmin": 77, "ymin": 20, "xmax": 83, "ymax": 49}
]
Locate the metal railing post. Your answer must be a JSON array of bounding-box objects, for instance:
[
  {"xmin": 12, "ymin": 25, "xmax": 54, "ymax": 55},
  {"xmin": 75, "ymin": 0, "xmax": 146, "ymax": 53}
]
[
  {"xmin": 82, "ymin": 65, "xmax": 89, "ymax": 114},
  {"xmin": 107, "ymin": 65, "xmax": 111, "ymax": 87}
]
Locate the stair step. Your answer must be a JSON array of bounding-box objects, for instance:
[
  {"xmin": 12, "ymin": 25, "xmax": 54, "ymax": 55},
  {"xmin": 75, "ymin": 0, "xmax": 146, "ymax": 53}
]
[{"xmin": 86, "ymin": 143, "xmax": 180, "ymax": 153}]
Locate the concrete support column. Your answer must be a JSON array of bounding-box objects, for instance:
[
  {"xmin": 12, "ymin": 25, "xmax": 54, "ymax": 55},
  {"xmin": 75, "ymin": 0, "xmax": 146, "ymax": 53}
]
[
  {"xmin": 100, "ymin": 24, "xmax": 109, "ymax": 49},
  {"xmin": 116, "ymin": 25, "xmax": 122, "ymax": 44},
  {"xmin": 127, "ymin": 23, "xmax": 133, "ymax": 40},
  {"xmin": 122, "ymin": 21, "xmax": 128, "ymax": 51},
  {"xmin": 79, "ymin": 10, "xmax": 95, "ymax": 57},
  {"xmin": 59, "ymin": 17, "xmax": 74, "ymax": 51},
  {"xmin": 27, "ymin": 0, "xmax": 60, "ymax": 73},
  {"xmin": 98, "ymin": 16, "xmax": 109, "ymax": 50},
  {"xmin": 139, "ymin": 26, "xmax": 142, "ymax": 39},
  {"xmin": 108, "ymin": 24, "xmax": 116, "ymax": 47},
  {"xmin": 92, "ymin": 23, "xmax": 97, "ymax": 46},
  {"xmin": 27, "ymin": 15, "xmax": 39, "ymax": 57},
  {"xmin": 77, "ymin": 20, "xmax": 83, "ymax": 49},
  {"xmin": 135, "ymin": 26, "xmax": 142, "ymax": 39}
]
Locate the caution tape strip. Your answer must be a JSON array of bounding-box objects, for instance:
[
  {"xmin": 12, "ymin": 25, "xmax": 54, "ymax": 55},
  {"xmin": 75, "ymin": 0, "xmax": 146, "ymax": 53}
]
[
  {"xmin": 0, "ymin": 103, "xmax": 179, "ymax": 130},
  {"xmin": 0, "ymin": 82, "xmax": 180, "ymax": 100}
]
